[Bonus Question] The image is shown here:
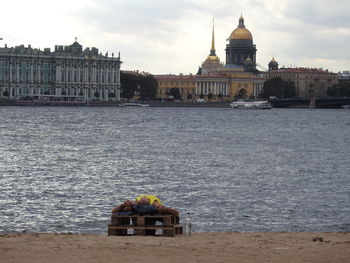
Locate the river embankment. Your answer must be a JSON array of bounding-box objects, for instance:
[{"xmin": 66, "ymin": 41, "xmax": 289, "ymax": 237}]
[{"xmin": 0, "ymin": 99, "xmax": 232, "ymax": 108}]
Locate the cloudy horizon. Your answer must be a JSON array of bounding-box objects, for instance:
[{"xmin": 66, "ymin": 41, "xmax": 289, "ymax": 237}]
[{"xmin": 1, "ymin": 0, "xmax": 349, "ymax": 74}]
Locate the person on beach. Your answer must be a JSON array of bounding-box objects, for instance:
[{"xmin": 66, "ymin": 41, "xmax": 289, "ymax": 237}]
[{"xmin": 112, "ymin": 194, "xmax": 179, "ymax": 216}]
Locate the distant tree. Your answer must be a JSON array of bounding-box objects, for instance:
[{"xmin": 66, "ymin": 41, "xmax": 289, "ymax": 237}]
[
  {"xmin": 327, "ymin": 83, "xmax": 350, "ymax": 97},
  {"xmin": 340, "ymin": 82, "xmax": 350, "ymax": 97},
  {"xmin": 207, "ymin": 93, "xmax": 213, "ymax": 101},
  {"xmin": 120, "ymin": 72, "xmax": 138, "ymax": 99},
  {"xmin": 121, "ymin": 72, "xmax": 158, "ymax": 100},
  {"xmin": 187, "ymin": 94, "xmax": 193, "ymax": 100},
  {"xmin": 139, "ymin": 74, "xmax": 158, "ymax": 100},
  {"xmin": 284, "ymin": 80, "xmax": 297, "ymax": 98},
  {"xmin": 168, "ymin": 87, "xmax": 182, "ymax": 100},
  {"xmin": 326, "ymin": 85, "xmax": 338, "ymax": 97},
  {"xmin": 263, "ymin": 77, "xmax": 296, "ymax": 99}
]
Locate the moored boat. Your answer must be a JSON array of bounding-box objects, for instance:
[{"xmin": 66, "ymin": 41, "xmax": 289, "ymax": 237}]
[
  {"xmin": 119, "ymin": 102, "xmax": 150, "ymax": 107},
  {"xmin": 230, "ymin": 100, "xmax": 272, "ymax": 109}
]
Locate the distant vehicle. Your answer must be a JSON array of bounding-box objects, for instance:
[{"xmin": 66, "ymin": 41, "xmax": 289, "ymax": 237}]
[
  {"xmin": 269, "ymin": 96, "xmax": 277, "ymax": 100},
  {"xmin": 197, "ymin": 99, "xmax": 206, "ymax": 103}
]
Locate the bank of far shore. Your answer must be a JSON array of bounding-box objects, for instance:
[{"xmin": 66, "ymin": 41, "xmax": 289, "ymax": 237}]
[
  {"xmin": 0, "ymin": 232, "xmax": 349, "ymax": 263},
  {"xmin": 1, "ymin": 99, "xmax": 349, "ymax": 108},
  {"xmin": 0, "ymin": 100, "xmax": 233, "ymax": 108}
]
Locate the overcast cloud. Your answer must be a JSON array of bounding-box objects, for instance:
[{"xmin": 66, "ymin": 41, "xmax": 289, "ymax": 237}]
[{"xmin": 1, "ymin": 0, "xmax": 349, "ymax": 74}]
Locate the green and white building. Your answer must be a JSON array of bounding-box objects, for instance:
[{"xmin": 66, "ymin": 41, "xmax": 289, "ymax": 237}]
[{"xmin": 0, "ymin": 41, "xmax": 121, "ymax": 102}]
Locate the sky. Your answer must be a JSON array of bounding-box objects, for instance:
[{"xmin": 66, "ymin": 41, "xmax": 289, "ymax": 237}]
[{"xmin": 1, "ymin": 0, "xmax": 349, "ymax": 74}]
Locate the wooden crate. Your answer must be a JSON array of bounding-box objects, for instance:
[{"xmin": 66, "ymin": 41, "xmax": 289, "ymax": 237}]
[{"xmin": 108, "ymin": 215, "xmax": 183, "ymax": 237}]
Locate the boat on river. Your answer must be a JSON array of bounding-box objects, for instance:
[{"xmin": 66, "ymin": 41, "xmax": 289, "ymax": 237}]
[
  {"xmin": 230, "ymin": 100, "xmax": 272, "ymax": 109},
  {"xmin": 119, "ymin": 103, "xmax": 149, "ymax": 107}
]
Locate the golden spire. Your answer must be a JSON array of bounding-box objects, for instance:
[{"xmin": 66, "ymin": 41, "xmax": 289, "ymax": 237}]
[
  {"xmin": 204, "ymin": 17, "xmax": 220, "ymax": 62},
  {"xmin": 211, "ymin": 18, "xmax": 215, "ymax": 51},
  {"xmin": 210, "ymin": 18, "xmax": 216, "ymax": 56}
]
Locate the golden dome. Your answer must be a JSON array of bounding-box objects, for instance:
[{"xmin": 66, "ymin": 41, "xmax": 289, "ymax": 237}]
[
  {"xmin": 229, "ymin": 27, "xmax": 253, "ymax": 40},
  {"xmin": 270, "ymin": 57, "xmax": 277, "ymax": 63},
  {"xmin": 229, "ymin": 15, "xmax": 253, "ymax": 40},
  {"xmin": 206, "ymin": 55, "xmax": 220, "ymax": 62}
]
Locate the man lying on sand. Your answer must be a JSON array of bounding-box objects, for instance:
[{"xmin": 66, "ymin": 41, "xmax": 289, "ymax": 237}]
[{"xmin": 112, "ymin": 194, "xmax": 179, "ymax": 216}]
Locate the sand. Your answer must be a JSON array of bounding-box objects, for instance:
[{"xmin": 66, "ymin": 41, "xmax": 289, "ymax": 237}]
[{"xmin": 0, "ymin": 232, "xmax": 349, "ymax": 263}]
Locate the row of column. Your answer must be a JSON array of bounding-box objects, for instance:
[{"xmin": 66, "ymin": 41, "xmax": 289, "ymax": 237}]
[
  {"xmin": 7, "ymin": 62, "xmax": 42, "ymax": 83},
  {"xmin": 5, "ymin": 62, "xmax": 119, "ymax": 86},
  {"xmin": 56, "ymin": 65, "xmax": 119, "ymax": 85},
  {"xmin": 253, "ymin": 82, "xmax": 264, "ymax": 97},
  {"xmin": 195, "ymin": 81, "xmax": 228, "ymax": 96}
]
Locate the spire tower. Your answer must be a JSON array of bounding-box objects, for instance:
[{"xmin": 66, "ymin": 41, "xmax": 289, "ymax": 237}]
[{"xmin": 210, "ymin": 18, "xmax": 216, "ymax": 56}]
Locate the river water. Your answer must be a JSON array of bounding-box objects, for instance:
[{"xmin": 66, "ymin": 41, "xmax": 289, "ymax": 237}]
[{"xmin": 0, "ymin": 106, "xmax": 349, "ymax": 234}]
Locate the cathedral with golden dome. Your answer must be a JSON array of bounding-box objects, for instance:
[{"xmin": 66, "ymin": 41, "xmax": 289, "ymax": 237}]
[
  {"xmin": 156, "ymin": 15, "xmax": 264, "ymax": 101},
  {"xmin": 226, "ymin": 15, "xmax": 257, "ymax": 70},
  {"xmin": 199, "ymin": 15, "xmax": 258, "ymax": 74}
]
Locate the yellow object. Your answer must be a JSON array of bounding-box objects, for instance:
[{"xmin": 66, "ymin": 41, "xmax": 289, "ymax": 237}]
[
  {"xmin": 206, "ymin": 55, "xmax": 220, "ymax": 61},
  {"xmin": 229, "ymin": 27, "xmax": 253, "ymax": 40},
  {"xmin": 229, "ymin": 15, "xmax": 253, "ymax": 40},
  {"xmin": 135, "ymin": 195, "xmax": 163, "ymax": 205}
]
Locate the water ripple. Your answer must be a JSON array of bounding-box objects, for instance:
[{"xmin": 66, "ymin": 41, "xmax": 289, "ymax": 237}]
[{"xmin": 0, "ymin": 107, "xmax": 349, "ymax": 234}]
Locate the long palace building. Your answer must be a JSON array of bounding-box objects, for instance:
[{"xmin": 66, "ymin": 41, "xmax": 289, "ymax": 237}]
[{"xmin": 0, "ymin": 40, "xmax": 121, "ymax": 103}]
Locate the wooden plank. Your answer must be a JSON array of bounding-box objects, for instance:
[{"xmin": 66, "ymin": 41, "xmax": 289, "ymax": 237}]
[
  {"xmin": 108, "ymin": 225, "xmax": 182, "ymax": 230},
  {"xmin": 163, "ymin": 216, "xmax": 171, "ymax": 226},
  {"xmin": 136, "ymin": 216, "xmax": 145, "ymax": 226},
  {"xmin": 111, "ymin": 215, "xmax": 177, "ymax": 220},
  {"xmin": 111, "ymin": 216, "xmax": 130, "ymax": 226},
  {"xmin": 108, "ymin": 225, "xmax": 183, "ymax": 236},
  {"xmin": 109, "ymin": 214, "xmax": 182, "ymax": 236},
  {"xmin": 110, "ymin": 215, "xmax": 178, "ymax": 226}
]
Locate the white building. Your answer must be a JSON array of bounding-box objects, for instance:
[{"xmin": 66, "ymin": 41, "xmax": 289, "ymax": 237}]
[{"xmin": 0, "ymin": 41, "xmax": 121, "ymax": 103}]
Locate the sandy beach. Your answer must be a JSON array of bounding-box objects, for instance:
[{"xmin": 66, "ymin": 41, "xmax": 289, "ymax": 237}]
[{"xmin": 1, "ymin": 232, "xmax": 349, "ymax": 263}]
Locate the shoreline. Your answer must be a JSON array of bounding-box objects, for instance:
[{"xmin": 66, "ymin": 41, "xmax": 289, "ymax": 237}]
[
  {"xmin": 2, "ymin": 98, "xmax": 350, "ymax": 108},
  {"xmin": 1, "ymin": 232, "xmax": 349, "ymax": 263}
]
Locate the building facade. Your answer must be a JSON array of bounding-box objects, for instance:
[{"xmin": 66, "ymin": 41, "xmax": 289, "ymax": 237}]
[
  {"xmin": 0, "ymin": 41, "xmax": 121, "ymax": 102},
  {"xmin": 266, "ymin": 63, "xmax": 338, "ymax": 98},
  {"xmin": 155, "ymin": 74, "xmax": 195, "ymax": 101},
  {"xmin": 156, "ymin": 70, "xmax": 262, "ymax": 102}
]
